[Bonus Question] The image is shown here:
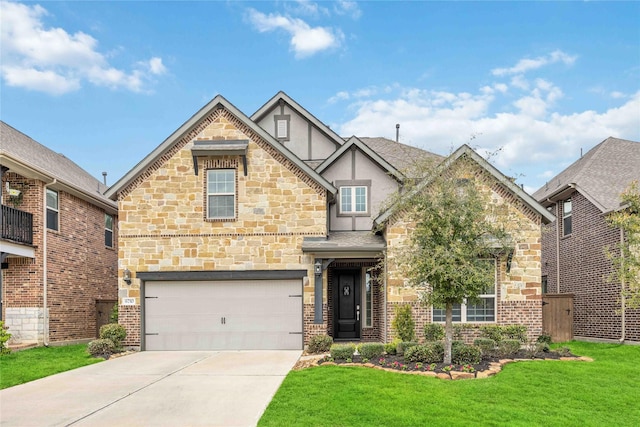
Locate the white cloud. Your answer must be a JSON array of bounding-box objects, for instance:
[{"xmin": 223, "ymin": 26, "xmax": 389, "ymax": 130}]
[
  {"xmin": 337, "ymin": 82, "xmax": 640, "ymax": 191},
  {"xmin": 492, "ymin": 50, "xmax": 577, "ymax": 76},
  {"xmin": 334, "ymin": 1, "xmax": 362, "ymax": 19},
  {"xmin": 246, "ymin": 8, "xmax": 343, "ymax": 58},
  {"xmin": 0, "ymin": 0, "xmax": 166, "ymax": 94}
]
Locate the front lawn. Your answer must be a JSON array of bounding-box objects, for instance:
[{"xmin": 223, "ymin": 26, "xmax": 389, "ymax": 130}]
[
  {"xmin": 259, "ymin": 341, "xmax": 640, "ymax": 426},
  {"xmin": 0, "ymin": 344, "xmax": 102, "ymax": 389}
]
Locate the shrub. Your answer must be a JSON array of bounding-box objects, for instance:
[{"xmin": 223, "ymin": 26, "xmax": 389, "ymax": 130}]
[
  {"xmin": 452, "ymin": 343, "xmax": 482, "ymax": 364},
  {"xmin": 392, "ymin": 305, "xmax": 415, "ymax": 342},
  {"xmin": 87, "ymin": 339, "xmax": 115, "ymax": 358},
  {"xmin": 424, "ymin": 323, "xmax": 444, "ymax": 341},
  {"xmin": 109, "ymin": 303, "xmax": 119, "ymax": 324},
  {"xmin": 537, "ymin": 332, "xmax": 552, "ymax": 345},
  {"xmin": 384, "ymin": 342, "xmax": 397, "ymax": 355},
  {"xmin": 0, "ymin": 321, "xmax": 12, "ymax": 355},
  {"xmin": 308, "ymin": 335, "xmax": 333, "ymax": 354},
  {"xmin": 358, "ymin": 342, "xmax": 385, "ymax": 359},
  {"xmin": 497, "ymin": 339, "xmax": 521, "ymax": 357},
  {"xmin": 396, "ymin": 341, "xmax": 419, "ymax": 356},
  {"xmin": 330, "ymin": 343, "xmax": 356, "ymax": 360},
  {"xmin": 452, "ymin": 324, "xmax": 465, "ymax": 340},
  {"xmin": 503, "ymin": 325, "xmax": 528, "ymax": 343},
  {"xmin": 479, "ymin": 325, "xmax": 504, "ymax": 343},
  {"xmin": 404, "ymin": 342, "xmax": 444, "ymax": 364},
  {"xmin": 474, "ymin": 338, "xmax": 497, "ymax": 356},
  {"xmin": 99, "ymin": 323, "xmax": 126, "ymax": 350}
]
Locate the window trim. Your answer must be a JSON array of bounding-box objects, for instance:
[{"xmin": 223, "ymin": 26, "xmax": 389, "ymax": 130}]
[
  {"xmin": 336, "ymin": 180, "xmax": 371, "ymax": 217},
  {"xmin": 206, "ymin": 169, "xmax": 236, "ymax": 221},
  {"xmin": 432, "ymin": 259, "xmax": 497, "ymax": 323},
  {"xmin": 105, "ymin": 213, "xmax": 114, "ymax": 248},
  {"xmin": 562, "ymin": 198, "xmax": 572, "ymax": 236},
  {"xmin": 362, "ymin": 268, "xmax": 373, "ymax": 328},
  {"xmin": 46, "ymin": 188, "xmax": 59, "ymax": 231}
]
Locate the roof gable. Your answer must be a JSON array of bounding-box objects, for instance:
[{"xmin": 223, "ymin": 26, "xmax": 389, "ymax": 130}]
[
  {"xmin": 0, "ymin": 121, "xmax": 116, "ymax": 210},
  {"xmin": 533, "ymin": 137, "xmax": 640, "ymax": 212},
  {"xmin": 316, "ymin": 136, "xmax": 404, "ymax": 181},
  {"xmin": 357, "ymin": 137, "xmax": 444, "ymax": 176},
  {"xmin": 375, "ymin": 144, "xmax": 554, "ymax": 226},
  {"xmin": 105, "ymin": 95, "xmax": 336, "ymax": 200},
  {"xmin": 251, "ymin": 91, "xmax": 345, "ymax": 148}
]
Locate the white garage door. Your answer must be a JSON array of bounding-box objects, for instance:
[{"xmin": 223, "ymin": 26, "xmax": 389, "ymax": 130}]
[{"xmin": 144, "ymin": 280, "xmax": 303, "ymax": 351}]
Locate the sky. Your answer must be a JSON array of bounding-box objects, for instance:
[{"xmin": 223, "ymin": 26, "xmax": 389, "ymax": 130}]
[{"xmin": 1, "ymin": 0, "xmax": 639, "ymax": 194}]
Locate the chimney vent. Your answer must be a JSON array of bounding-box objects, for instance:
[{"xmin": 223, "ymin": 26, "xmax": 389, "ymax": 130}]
[
  {"xmin": 102, "ymin": 171, "xmax": 107, "ymax": 186},
  {"xmin": 395, "ymin": 124, "xmax": 400, "ymax": 142}
]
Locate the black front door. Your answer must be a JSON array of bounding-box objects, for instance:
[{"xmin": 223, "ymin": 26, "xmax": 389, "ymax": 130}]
[{"xmin": 334, "ymin": 270, "xmax": 360, "ymax": 339}]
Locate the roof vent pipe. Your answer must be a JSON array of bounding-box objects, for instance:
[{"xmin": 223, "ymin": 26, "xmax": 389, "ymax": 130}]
[
  {"xmin": 102, "ymin": 171, "xmax": 107, "ymax": 186},
  {"xmin": 395, "ymin": 124, "xmax": 400, "ymax": 142}
]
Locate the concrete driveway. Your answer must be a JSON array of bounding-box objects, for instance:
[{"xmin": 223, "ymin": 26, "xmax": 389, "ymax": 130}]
[{"xmin": 0, "ymin": 350, "xmax": 301, "ymax": 427}]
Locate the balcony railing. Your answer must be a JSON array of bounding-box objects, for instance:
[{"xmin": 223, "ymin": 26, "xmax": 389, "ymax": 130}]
[{"xmin": 1, "ymin": 204, "xmax": 33, "ymax": 245}]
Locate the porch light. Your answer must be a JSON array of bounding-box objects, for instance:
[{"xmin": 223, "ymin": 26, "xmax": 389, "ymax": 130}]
[
  {"xmin": 123, "ymin": 268, "xmax": 132, "ymax": 285},
  {"xmin": 314, "ymin": 260, "xmax": 322, "ymax": 275}
]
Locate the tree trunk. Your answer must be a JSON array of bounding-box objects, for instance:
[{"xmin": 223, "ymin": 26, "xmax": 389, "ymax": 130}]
[{"xmin": 444, "ymin": 302, "xmax": 453, "ymax": 364}]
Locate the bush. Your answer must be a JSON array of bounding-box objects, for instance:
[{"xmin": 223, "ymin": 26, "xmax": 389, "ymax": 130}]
[
  {"xmin": 497, "ymin": 339, "xmax": 521, "ymax": 357},
  {"xmin": 404, "ymin": 342, "xmax": 444, "ymax": 364},
  {"xmin": 330, "ymin": 343, "xmax": 356, "ymax": 360},
  {"xmin": 87, "ymin": 339, "xmax": 115, "ymax": 358},
  {"xmin": 99, "ymin": 323, "xmax": 126, "ymax": 350},
  {"xmin": 452, "ymin": 343, "xmax": 482, "ymax": 364},
  {"xmin": 0, "ymin": 321, "xmax": 12, "ymax": 355},
  {"xmin": 503, "ymin": 325, "xmax": 528, "ymax": 343},
  {"xmin": 424, "ymin": 323, "xmax": 444, "ymax": 341},
  {"xmin": 537, "ymin": 332, "xmax": 552, "ymax": 345},
  {"xmin": 479, "ymin": 325, "xmax": 504, "ymax": 343},
  {"xmin": 396, "ymin": 341, "xmax": 419, "ymax": 356},
  {"xmin": 392, "ymin": 305, "xmax": 415, "ymax": 342},
  {"xmin": 109, "ymin": 303, "xmax": 119, "ymax": 324},
  {"xmin": 384, "ymin": 342, "xmax": 397, "ymax": 355},
  {"xmin": 358, "ymin": 342, "xmax": 385, "ymax": 359},
  {"xmin": 308, "ymin": 335, "xmax": 333, "ymax": 354},
  {"xmin": 474, "ymin": 338, "xmax": 497, "ymax": 356}
]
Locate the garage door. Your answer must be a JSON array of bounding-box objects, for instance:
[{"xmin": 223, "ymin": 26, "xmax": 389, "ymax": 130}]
[{"xmin": 144, "ymin": 280, "xmax": 303, "ymax": 351}]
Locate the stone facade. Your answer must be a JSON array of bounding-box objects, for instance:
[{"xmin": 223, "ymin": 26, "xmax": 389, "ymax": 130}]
[
  {"xmin": 383, "ymin": 161, "xmax": 544, "ymax": 342},
  {"xmin": 541, "ymin": 190, "xmax": 640, "ymax": 342},
  {"xmin": 116, "ymin": 108, "xmax": 328, "ymax": 347},
  {"xmin": 1, "ymin": 173, "xmax": 118, "ymax": 344}
]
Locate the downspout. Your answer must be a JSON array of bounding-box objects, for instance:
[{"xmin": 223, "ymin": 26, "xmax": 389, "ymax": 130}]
[
  {"xmin": 43, "ymin": 179, "xmax": 56, "ymax": 346},
  {"xmin": 619, "ymin": 227, "xmax": 626, "ymax": 343},
  {"xmin": 555, "ymin": 202, "xmax": 560, "ymax": 293},
  {"xmin": 383, "ymin": 248, "xmax": 388, "ymax": 343}
]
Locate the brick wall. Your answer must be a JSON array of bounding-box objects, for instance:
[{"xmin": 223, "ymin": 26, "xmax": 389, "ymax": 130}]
[
  {"xmin": 2, "ymin": 173, "xmax": 118, "ymax": 343},
  {"xmin": 541, "ymin": 190, "xmax": 640, "ymax": 342}
]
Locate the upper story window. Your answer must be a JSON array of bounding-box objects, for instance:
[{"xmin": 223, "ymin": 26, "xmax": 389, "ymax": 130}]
[
  {"xmin": 433, "ymin": 259, "xmax": 496, "ymax": 323},
  {"xmin": 562, "ymin": 198, "xmax": 572, "ymax": 236},
  {"xmin": 207, "ymin": 169, "xmax": 236, "ymax": 220},
  {"xmin": 105, "ymin": 214, "xmax": 114, "ymax": 248},
  {"xmin": 340, "ymin": 186, "xmax": 367, "ymax": 214},
  {"xmin": 46, "ymin": 189, "xmax": 59, "ymax": 231},
  {"xmin": 274, "ymin": 115, "xmax": 290, "ymax": 141}
]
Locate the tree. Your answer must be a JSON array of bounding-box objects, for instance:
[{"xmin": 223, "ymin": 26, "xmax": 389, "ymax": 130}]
[
  {"xmin": 389, "ymin": 156, "xmax": 510, "ymax": 364},
  {"xmin": 606, "ymin": 181, "xmax": 640, "ymax": 309}
]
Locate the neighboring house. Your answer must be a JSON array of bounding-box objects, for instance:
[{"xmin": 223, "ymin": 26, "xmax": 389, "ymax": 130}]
[
  {"xmin": 534, "ymin": 137, "xmax": 640, "ymax": 343},
  {"xmin": 0, "ymin": 122, "xmax": 118, "ymax": 345},
  {"xmin": 106, "ymin": 92, "xmax": 553, "ymax": 351}
]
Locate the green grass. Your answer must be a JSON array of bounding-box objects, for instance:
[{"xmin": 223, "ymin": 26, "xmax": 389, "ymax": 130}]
[
  {"xmin": 259, "ymin": 342, "xmax": 640, "ymax": 426},
  {"xmin": 0, "ymin": 344, "xmax": 102, "ymax": 389}
]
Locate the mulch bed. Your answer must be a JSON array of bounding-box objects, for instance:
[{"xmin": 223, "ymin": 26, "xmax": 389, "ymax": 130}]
[{"xmin": 295, "ymin": 349, "xmax": 593, "ymax": 380}]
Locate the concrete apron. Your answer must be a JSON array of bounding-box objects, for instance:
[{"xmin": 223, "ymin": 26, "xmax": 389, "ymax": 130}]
[{"xmin": 0, "ymin": 350, "xmax": 301, "ymax": 427}]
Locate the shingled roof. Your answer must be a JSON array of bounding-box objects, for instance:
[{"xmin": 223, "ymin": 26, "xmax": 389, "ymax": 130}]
[
  {"xmin": 533, "ymin": 137, "xmax": 640, "ymax": 213},
  {"xmin": 358, "ymin": 137, "xmax": 444, "ymax": 176},
  {"xmin": 0, "ymin": 121, "xmax": 115, "ymax": 209}
]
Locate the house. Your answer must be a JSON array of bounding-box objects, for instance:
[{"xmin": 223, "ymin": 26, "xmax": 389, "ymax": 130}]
[
  {"xmin": 534, "ymin": 137, "xmax": 640, "ymax": 343},
  {"xmin": 105, "ymin": 92, "xmax": 552, "ymax": 351},
  {"xmin": 0, "ymin": 122, "xmax": 118, "ymax": 346}
]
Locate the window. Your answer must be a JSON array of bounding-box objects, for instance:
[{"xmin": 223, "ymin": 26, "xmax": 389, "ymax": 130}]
[
  {"xmin": 340, "ymin": 186, "xmax": 367, "ymax": 214},
  {"xmin": 105, "ymin": 214, "xmax": 114, "ymax": 248},
  {"xmin": 562, "ymin": 198, "xmax": 572, "ymax": 236},
  {"xmin": 432, "ymin": 259, "xmax": 496, "ymax": 322},
  {"xmin": 274, "ymin": 115, "xmax": 290, "ymax": 140},
  {"xmin": 207, "ymin": 169, "xmax": 235, "ymax": 219},
  {"xmin": 541, "ymin": 275, "xmax": 548, "ymax": 294},
  {"xmin": 363, "ymin": 269, "xmax": 373, "ymax": 327},
  {"xmin": 46, "ymin": 189, "xmax": 59, "ymax": 231}
]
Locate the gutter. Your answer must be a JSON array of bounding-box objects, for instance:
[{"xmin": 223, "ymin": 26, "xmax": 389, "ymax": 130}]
[
  {"xmin": 620, "ymin": 227, "xmax": 626, "ymax": 343},
  {"xmin": 43, "ymin": 178, "xmax": 56, "ymax": 346}
]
